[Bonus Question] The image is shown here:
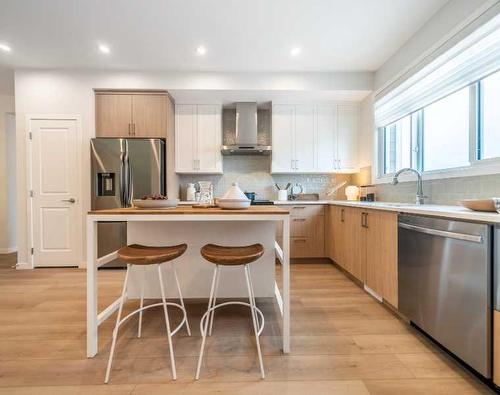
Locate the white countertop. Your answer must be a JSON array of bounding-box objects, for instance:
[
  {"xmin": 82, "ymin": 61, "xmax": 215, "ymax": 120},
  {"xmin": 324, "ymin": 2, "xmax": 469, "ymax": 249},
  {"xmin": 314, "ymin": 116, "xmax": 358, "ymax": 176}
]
[{"xmin": 274, "ymin": 200, "xmax": 500, "ymax": 224}]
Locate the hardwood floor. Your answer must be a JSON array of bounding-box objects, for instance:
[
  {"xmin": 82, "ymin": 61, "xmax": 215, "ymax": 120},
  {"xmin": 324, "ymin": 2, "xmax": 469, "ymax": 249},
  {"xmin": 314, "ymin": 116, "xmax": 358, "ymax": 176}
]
[{"xmin": 0, "ymin": 253, "xmax": 493, "ymax": 394}]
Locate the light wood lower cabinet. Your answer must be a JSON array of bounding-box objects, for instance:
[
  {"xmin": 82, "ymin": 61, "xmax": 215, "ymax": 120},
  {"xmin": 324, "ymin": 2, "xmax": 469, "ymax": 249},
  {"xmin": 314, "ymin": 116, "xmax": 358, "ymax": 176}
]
[
  {"xmin": 277, "ymin": 204, "xmax": 325, "ymax": 258},
  {"xmin": 326, "ymin": 205, "xmax": 398, "ymax": 307},
  {"xmin": 364, "ymin": 209, "xmax": 398, "ymax": 307}
]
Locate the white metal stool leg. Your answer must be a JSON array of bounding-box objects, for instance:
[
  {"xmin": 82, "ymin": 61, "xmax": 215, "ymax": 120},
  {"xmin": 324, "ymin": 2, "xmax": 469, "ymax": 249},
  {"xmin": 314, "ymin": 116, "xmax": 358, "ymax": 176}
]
[
  {"xmin": 208, "ymin": 267, "xmax": 220, "ymax": 336},
  {"xmin": 137, "ymin": 266, "xmax": 145, "ymax": 338},
  {"xmin": 105, "ymin": 264, "xmax": 130, "ymax": 384},
  {"xmin": 244, "ymin": 264, "xmax": 265, "ymax": 379},
  {"xmin": 195, "ymin": 264, "xmax": 219, "ymax": 380},
  {"xmin": 158, "ymin": 263, "xmax": 177, "ymax": 380},
  {"xmin": 173, "ymin": 263, "xmax": 191, "ymax": 336}
]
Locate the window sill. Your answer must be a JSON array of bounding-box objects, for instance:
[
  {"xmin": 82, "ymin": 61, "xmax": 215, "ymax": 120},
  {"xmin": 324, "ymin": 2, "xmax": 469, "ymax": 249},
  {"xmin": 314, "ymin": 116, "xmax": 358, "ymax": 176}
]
[{"xmin": 374, "ymin": 159, "xmax": 500, "ymax": 185}]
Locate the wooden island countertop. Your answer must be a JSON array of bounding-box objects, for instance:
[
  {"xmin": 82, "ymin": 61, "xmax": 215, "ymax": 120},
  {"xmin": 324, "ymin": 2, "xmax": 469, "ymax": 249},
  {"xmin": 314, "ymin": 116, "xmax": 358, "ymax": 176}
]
[{"xmin": 88, "ymin": 205, "xmax": 290, "ymax": 215}]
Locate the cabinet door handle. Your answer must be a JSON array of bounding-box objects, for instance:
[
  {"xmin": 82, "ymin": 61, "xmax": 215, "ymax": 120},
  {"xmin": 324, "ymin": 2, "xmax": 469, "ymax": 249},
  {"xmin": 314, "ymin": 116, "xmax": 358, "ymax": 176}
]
[
  {"xmin": 128, "ymin": 123, "xmax": 132, "ymax": 136},
  {"xmin": 293, "ymin": 206, "xmax": 306, "ymax": 209},
  {"xmin": 293, "ymin": 218, "xmax": 306, "ymax": 222},
  {"xmin": 295, "ymin": 159, "xmax": 299, "ymax": 170},
  {"xmin": 361, "ymin": 212, "xmax": 369, "ymax": 228},
  {"xmin": 293, "ymin": 239, "xmax": 307, "ymax": 242},
  {"xmin": 291, "ymin": 159, "xmax": 295, "ymax": 170},
  {"xmin": 132, "ymin": 123, "xmax": 136, "ymax": 136},
  {"xmin": 341, "ymin": 208, "xmax": 345, "ymax": 222}
]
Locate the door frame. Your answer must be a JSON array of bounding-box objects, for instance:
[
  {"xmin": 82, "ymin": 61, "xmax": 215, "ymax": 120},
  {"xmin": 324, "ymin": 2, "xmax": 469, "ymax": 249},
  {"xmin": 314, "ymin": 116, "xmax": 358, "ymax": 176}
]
[{"xmin": 26, "ymin": 114, "xmax": 83, "ymax": 269}]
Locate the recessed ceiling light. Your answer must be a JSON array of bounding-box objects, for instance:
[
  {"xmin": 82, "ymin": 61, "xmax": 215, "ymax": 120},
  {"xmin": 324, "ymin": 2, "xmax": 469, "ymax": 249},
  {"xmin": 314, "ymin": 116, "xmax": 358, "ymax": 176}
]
[
  {"xmin": 98, "ymin": 44, "xmax": 111, "ymax": 54},
  {"xmin": 196, "ymin": 46, "xmax": 207, "ymax": 56},
  {"xmin": 290, "ymin": 47, "xmax": 302, "ymax": 57},
  {"xmin": 0, "ymin": 43, "xmax": 12, "ymax": 53}
]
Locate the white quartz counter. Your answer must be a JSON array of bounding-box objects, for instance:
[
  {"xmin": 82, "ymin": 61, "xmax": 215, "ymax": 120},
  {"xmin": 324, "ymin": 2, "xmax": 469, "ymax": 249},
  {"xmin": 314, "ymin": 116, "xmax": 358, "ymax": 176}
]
[{"xmin": 274, "ymin": 200, "xmax": 500, "ymax": 224}]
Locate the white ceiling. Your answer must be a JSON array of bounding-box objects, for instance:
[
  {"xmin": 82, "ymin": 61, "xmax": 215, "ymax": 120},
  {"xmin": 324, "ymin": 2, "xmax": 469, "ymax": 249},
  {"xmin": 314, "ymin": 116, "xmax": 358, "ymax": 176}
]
[{"xmin": 0, "ymin": 0, "xmax": 448, "ymax": 72}]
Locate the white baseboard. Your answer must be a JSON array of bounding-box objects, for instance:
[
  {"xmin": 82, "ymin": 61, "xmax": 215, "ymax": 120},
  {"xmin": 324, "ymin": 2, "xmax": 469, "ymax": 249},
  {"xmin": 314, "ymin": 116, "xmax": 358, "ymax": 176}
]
[
  {"xmin": 15, "ymin": 262, "xmax": 32, "ymax": 270},
  {"xmin": 0, "ymin": 246, "xmax": 17, "ymax": 254}
]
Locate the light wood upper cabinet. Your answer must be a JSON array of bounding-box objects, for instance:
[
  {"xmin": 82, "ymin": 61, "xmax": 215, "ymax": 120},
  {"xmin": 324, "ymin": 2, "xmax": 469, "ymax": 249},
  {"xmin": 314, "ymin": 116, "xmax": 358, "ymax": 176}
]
[
  {"xmin": 132, "ymin": 94, "xmax": 168, "ymax": 138},
  {"xmin": 95, "ymin": 94, "xmax": 132, "ymax": 137},
  {"xmin": 95, "ymin": 92, "xmax": 168, "ymax": 138},
  {"xmin": 175, "ymin": 104, "xmax": 222, "ymax": 174},
  {"xmin": 271, "ymin": 103, "xmax": 358, "ymax": 173}
]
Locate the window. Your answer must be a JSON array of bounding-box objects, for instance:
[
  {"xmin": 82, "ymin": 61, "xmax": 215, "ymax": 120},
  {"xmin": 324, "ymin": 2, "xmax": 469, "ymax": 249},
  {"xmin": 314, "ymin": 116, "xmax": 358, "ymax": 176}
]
[
  {"xmin": 479, "ymin": 70, "xmax": 500, "ymax": 160},
  {"xmin": 422, "ymin": 87, "xmax": 470, "ymax": 171},
  {"xmin": 383, "ymin": 115, "xmax": 412, "ymax": 174},
  {"xmin": 378, "ymin": 70, "xmax": 500, "ymax": 178}
]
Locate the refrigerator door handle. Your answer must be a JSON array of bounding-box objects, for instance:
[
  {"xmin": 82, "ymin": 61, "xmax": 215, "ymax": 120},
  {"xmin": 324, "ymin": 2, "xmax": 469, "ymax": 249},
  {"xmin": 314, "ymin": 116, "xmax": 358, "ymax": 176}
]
[
  {"xmin": 119, "ymin": 150, "xmax": 127, "ymax": 207},
  {"xmin": 123, "ymin": 150, "xmax": 132, "ymax": 206}
]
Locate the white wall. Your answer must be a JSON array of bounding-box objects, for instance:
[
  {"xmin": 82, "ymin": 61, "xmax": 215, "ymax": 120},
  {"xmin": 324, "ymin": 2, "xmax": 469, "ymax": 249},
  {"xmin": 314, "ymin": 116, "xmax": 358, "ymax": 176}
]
[
  {"xmin": 14, "ymin": 69, "xmax": 373, "ymax": 267},
  {"xmin": 0, "ymin": 94, "xmax": 16, "ymax": 253}
]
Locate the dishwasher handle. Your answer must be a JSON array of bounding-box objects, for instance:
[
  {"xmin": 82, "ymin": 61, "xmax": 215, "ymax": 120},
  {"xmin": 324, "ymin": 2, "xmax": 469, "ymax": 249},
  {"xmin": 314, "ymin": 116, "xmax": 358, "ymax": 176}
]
[{"xmin": 399, "ymin": 222, "xmax": 483, "ymax": 243}]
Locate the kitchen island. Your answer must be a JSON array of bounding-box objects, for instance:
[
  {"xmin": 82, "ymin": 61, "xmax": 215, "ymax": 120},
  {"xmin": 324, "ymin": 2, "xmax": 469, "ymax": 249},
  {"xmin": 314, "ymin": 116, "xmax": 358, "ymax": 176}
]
[{"xmin": 86, "ymin": 206, "xmax": 290, "ymax": 358}]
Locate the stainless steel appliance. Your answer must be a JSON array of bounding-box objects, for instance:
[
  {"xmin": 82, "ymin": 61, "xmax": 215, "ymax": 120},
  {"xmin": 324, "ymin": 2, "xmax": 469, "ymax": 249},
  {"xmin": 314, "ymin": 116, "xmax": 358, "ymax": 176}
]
[
  {"xmin": 398, "ymin": 214, "xmax": 492, "ymax": 378},
  {"xmin": 90, "ymin": 138, "xmax": 166, "ymax": 266},
  {"xmin": 221, "ymin": 102, "xmax": 271, "ymax": 155}
]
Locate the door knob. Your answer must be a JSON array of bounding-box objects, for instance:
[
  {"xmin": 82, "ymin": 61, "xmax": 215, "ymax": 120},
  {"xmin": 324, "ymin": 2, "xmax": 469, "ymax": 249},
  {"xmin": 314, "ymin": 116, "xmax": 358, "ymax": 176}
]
[{"xmin": 61, "ymin": 198, "xmax": 76, "ymax": 203}]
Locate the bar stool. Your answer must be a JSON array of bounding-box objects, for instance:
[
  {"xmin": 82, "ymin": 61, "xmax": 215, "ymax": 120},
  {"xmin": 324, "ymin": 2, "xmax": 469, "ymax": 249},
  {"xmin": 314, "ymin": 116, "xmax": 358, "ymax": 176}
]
[
  {"xmin": 195, "ymin": 243, "xmax": 265, "ymax": 380},
  {"xmin": 104, "ymin": 244, "xmax": 191, "ymax": 383}
]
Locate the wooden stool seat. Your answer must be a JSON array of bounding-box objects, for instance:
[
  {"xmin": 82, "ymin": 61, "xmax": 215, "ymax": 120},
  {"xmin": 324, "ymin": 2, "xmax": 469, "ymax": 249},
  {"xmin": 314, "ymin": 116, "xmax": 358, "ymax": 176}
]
[
  {"xmin": 200, "ymin": 243, "xmax": 264, "ymax": 266},
  {"xmin": 117, "ymin": 244, "xmax": 187, "ymax": 265}
]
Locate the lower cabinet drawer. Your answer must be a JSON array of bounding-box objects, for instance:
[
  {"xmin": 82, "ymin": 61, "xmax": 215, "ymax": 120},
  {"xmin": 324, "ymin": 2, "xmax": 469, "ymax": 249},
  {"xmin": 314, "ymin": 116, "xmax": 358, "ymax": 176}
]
[{"xmin": 291, "ymin": 237, "xmax": 324, "ymax": 258}]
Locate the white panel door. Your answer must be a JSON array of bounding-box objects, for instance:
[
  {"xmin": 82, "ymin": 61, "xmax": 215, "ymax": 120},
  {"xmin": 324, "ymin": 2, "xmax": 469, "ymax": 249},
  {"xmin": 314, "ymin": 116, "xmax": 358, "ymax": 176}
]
[
  {"xmin": 175, "ymin": 105, "xmax": 197, "ymax": 172},
  {"xmin": 316, "ymin": 105, "xmax": 337, "ymax": 172},
  {"xmin": 294, "ymin": 105, "xmax": 315, "ymax": 172},
  {"xmin": 337, "ymin": 104, "xmax": 359, "ymax": 171},
  {"xmin": 31, "ymin": 119, "xmax": 81, "ymax": 267},
  {"xmin": 271, "ymin": 105, "xmax": 295, "ymax": 173},
  {"xmin": 197, "ymin": 105, "xmax": 222, "ymax": 173}
]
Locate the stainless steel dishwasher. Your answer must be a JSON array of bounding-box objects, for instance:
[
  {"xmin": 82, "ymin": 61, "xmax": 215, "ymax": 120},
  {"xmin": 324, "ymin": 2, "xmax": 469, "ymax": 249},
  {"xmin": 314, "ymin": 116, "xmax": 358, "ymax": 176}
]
[{"xmin": 398, "ymin": 214, "xmax": 492, "ymax": 378}]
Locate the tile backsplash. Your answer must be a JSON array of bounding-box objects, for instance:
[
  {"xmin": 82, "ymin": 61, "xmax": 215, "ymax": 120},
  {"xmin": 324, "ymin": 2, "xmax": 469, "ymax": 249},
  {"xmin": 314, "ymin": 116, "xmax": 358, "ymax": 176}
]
[
  {"xmin": 375, "ymin": 173, "xmax": 500, "ymax": 205},
  {"xmin": 179, "ymin": 155, "xmax": 352, "ymax": 200}
]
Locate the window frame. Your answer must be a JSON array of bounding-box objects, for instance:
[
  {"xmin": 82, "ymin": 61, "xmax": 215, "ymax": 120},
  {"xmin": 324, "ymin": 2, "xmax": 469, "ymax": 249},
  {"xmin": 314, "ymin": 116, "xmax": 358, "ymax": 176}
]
[{"xmin": 375, "ymin": 81, "xmax": 500, "ymax": 184}]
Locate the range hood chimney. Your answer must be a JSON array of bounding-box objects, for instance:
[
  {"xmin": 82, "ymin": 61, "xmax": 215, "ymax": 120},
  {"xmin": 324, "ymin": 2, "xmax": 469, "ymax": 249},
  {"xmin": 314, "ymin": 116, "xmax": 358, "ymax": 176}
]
[{"xmin": 221, "ymin": 102, "xmax": 271, "ymax": 155}]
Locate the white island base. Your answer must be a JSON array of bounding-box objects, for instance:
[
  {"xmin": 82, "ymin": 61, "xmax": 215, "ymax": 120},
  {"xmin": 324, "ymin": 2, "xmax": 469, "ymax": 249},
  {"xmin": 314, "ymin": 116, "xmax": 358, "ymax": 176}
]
[
  {"xmin": 126, "ymin": 221, "xmax": 276, "ymax": 299},
  {"xmin": 86, "ymin": 206, "xmax": 290, "ymax": 358}
]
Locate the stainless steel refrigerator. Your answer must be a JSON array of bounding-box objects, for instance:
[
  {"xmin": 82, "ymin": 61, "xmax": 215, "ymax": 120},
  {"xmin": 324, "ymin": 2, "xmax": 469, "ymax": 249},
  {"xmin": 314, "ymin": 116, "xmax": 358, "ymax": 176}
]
[{"xmin": 90, "ymin": 138, "xmax": 166, "ymax": 267}]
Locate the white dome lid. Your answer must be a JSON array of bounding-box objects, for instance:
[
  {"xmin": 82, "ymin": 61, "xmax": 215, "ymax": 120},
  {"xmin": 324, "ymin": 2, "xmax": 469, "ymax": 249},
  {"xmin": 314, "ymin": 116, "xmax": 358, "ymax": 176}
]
[{"xmin": 221, "ymin": 182, "xmax": 250, "ymax": 201}]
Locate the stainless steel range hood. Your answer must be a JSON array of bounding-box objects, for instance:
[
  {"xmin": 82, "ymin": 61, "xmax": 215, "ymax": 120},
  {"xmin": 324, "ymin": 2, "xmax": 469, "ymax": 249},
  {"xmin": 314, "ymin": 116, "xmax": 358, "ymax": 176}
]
[{"xmin": 221, "ymin": 102, "xmax": 271, "ymax": 155}]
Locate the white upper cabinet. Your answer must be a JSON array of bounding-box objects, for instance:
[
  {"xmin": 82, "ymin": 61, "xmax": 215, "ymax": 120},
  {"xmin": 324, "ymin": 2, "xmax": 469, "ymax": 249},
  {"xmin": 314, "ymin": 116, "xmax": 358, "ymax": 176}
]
[
  {"xmin": 175, "ymin": 104, "xmax": 222, "ymax": 173},
  {"xmin": 316, "ymin": 105, "xmax": 337, "ymax": 172},
  {"xmin": 337, "ymin": 104, "xmax": 359, "ymax": 172},
  {"xmin": 271, "ymin": 103, "xmax": 359, "ymax": 174},
  {"xmin": 272, "ymin": 105, "xmax": 295, "ymax": 172},
  {"xmin": 294, "ymin": 105, "xmax": 315, "ymax": 172}
]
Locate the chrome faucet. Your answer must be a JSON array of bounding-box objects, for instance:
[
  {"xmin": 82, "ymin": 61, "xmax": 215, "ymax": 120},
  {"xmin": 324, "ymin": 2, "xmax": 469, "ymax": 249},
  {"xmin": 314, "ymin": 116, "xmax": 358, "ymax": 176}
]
[{"xmin": 391, "ymin": 168, "xmax": 425, "ymax": 205}]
